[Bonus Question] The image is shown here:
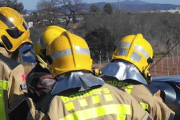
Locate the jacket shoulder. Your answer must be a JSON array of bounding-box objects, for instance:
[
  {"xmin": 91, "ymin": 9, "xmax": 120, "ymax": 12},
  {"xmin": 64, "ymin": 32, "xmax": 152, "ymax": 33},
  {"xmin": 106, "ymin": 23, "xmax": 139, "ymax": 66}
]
[
  {"xmin": 144, "ymin": 84, "xmax": 159, "ymax": 95},
  {"xmin": 0, "ymin": 53, "xmax": 20, "ymax": 70}
]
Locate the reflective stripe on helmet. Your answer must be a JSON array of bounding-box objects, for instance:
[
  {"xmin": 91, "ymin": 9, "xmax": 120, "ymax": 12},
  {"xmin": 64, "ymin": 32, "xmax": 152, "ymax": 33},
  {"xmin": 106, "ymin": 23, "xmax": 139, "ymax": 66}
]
[
  {"xmin": 0, "ymin": 13, "xmax": 14, "ymax": 28},
  {"xmin": 59, "ymin": 104, "xmax": 131, "ymax": 120},
  {"xmin": 134, "ymin": 44, "xmax": 149, "ymax": 59},
  {"xmin": 75, "ymin": 47, "xmax": 90, "ymax": 55},
  {"xmin": 51, "ymin": 47, "xmax": 90, "ymax": 61},
  {"xmin": 130, "ymin": 51, "xmax": 142, "ymax": 62},
  {"xmin": 117, "ymin": 42, "xmax": 150, "ymax": 59},
  {"xmin": 51, "ymin": 49, "xmax": 72, "ymax": 61},
  {"xmin": 118, "ymin": 48, "xmax": 128, "ymax": 56},
  {"xmin": 117, "ymin": 42, "xmax": 131, "ymax": 48},
  {"xmin": 0, "ymin": 80, "xmax": 8, "ymax": 120}
]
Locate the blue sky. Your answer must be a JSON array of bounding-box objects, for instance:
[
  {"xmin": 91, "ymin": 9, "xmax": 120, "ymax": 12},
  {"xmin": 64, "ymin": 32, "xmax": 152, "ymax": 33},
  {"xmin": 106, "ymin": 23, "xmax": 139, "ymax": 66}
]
[{"xmin": 17, "ymin": 0, "xmax": 180, "ymax": 10}]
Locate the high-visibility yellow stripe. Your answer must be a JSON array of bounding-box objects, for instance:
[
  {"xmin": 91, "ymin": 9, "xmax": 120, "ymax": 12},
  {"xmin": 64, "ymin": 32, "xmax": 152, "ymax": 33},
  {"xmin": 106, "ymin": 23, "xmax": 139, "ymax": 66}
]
[
  {"xmin": 79, "ymin": 99, "xmax": 88, "ymax": 107},
  {"xmin": 65, "ymin": 102, "xmax": 75, "ymax": 111},
  {"xmin": 0, "ymin": 80, "xmax": 8, "ymax": 120},
  {"xmin": 0, "ymin": 89, "xmax": 6, "ymax": 120},
  {"xmin": 125, "ymin": 89, "xmax": 132, "ymax": 94},
  {"xmin": 59, "ymin": 104, "xmax": 131, "ymax": 120},
  {"xmin": 0, "ymin": 80, "xmax": 8, "ymax": 90},
  {"xmin": 140, "ymin": 102, "xmax": 148, "ymax": 110},
  {"xmin": 92, "ymin": 96, "xmax": 100, "ymax": 104},
  {"xmin": 104, "ymin": 94, "xmax": 113, "ymax": 102},
  {"xmin": 117, "ymin": 114, "xmax": 126, "ymax": 120}
]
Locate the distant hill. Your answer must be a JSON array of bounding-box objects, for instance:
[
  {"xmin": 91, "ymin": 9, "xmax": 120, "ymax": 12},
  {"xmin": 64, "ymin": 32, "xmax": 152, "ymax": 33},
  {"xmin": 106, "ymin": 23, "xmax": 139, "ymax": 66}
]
[
  {"xmin": 28, "ymin": 1, "xmax": 180, "ymax": 13},
  {"xmin": 84, "ymin": 0, "xmax": 180, "ymax": 12}
]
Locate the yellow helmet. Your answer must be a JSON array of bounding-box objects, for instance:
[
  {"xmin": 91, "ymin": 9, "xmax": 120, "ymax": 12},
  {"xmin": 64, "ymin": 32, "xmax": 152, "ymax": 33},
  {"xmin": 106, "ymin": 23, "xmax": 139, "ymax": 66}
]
[
  {"xmin": 34, "ymin": 26, "xmax": 66, "ymax": 58},
  {"xmin": 39, "ymin": 25, "xmax": 66, "ymax": 49},
  {"xmin": 0, "ymin": 7, "xmax": 32, "ymax": 52},
  {"xmin": 47, "ymin": 31, "xmax": 92, "ymax": 77},
  {"xmin": 112, "ymin": 34, "xmax": 153, "ymax": 73}
]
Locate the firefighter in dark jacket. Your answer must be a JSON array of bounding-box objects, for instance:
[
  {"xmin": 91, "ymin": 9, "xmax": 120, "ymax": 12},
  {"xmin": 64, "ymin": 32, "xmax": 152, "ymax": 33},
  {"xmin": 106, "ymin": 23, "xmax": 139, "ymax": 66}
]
[
  {"xmin": 28, "ymin": 31, "xmax": 152, "ymax": 120},
  {"xmin": 101, "ymin": 33, "xmax": 175, "ymax": 120}
]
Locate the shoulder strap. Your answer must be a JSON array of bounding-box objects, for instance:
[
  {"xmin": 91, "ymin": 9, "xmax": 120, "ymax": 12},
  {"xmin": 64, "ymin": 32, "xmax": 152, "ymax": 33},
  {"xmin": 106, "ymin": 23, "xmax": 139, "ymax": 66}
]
[{"xmin": 0, "ymin": 53, "xmax": 19, "ymax": 70}]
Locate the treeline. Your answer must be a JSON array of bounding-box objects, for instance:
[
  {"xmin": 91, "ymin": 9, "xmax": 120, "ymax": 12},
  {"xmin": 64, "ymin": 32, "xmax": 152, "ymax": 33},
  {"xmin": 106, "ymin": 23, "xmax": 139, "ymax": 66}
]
[
  {"xmin": 28, "ymin": 11, "xmax": 180, "ymax": 62},
  {"xmin": 1, "ymin": 0, "xmax": 179, "ymax": 62}
]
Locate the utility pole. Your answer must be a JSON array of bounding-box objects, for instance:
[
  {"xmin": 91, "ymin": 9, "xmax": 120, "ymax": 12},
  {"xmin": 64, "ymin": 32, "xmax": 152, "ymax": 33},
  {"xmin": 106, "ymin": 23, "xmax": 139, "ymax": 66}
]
[{"xmin": 118, "ymin": 0, "xmax": 120, "ymax": 11}]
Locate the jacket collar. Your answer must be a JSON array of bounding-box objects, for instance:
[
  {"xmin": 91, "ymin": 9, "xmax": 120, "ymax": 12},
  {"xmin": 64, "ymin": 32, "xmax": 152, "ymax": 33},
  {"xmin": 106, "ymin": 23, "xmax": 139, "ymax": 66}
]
[
  {"xmin": 51, "ymin": 71, "xmax": 105, "ymax": 95},
  {"xmin": 102, "ymin": 61, "xmax": 147, "ymax": 84}
]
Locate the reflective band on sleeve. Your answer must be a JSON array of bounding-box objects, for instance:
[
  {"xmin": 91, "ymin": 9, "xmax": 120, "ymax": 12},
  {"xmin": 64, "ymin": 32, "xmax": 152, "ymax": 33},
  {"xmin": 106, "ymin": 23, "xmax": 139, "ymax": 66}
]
[
  {"xmin": 75, "ymin": 47, "xmax": 90, "ymax": 55},
  {"xmin": 0, "ymin": 80, "xmax": 8, "ymax": 90},
  {"xmin": 51, "ymin": 49, "xmax": 72, "ymax": 61},
  {"xmin": 130, "ymin": 52, "xmax": 142, "ymax": 62},
  {"xmin": 117, "ymin": 42, "xmax": 131, "ymax": 48},
  {"xmin": 118, "ymin": 48, "xmax": 128, "ymax": 56},
  {"xmin": 134, "ymin": 45, "xmax": 149, "ymax": 59},
  {"xmin": 0, "ymin": 80, "xmax": 8, "ymax": 120},
  {"xmin": 140, "ymin": 102, "xmax": 148, "ymax": 110},
  {"xmin": 0, "ymin": 90, "xmax": 6, "ymax": 120},
  {"xmin": 59, "ymin": 104, "xmax": 131, "ymax": 120}
]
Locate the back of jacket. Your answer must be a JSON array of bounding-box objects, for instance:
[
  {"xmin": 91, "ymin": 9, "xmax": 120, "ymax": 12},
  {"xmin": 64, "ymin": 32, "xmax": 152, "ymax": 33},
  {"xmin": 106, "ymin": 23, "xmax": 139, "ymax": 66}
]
[
  {"xmin": 102, "ymin": 75, "xmax": 175, "ymax": 120},
  {"xmin": 33, "ymin": 83, "xmax": 151, "ymax": 120}
]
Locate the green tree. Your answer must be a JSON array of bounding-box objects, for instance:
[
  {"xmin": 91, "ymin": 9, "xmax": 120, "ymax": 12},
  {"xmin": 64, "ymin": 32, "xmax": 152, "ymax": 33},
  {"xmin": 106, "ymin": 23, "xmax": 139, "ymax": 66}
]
[
  {"xmin": 90, "ymin": 4, "xmax": 100, "ymax": 13},
  {"xmin": 103, "ymin": 3, "xmax": 113, "ymax": 14},
  {"xmin": 85, "ymin": 28, "xmax": 115, "ymax": 62},
  {"xmin": 0, "ymin": 0, "xmax": 25, "ymax": 13}
]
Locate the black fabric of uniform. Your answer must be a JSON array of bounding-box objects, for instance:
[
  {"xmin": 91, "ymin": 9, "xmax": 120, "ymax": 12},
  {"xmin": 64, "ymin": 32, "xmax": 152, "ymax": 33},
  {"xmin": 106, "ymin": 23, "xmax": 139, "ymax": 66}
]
[{"xmin": 26, "ymin": 63, "xmax": 53, "ymax": 103}]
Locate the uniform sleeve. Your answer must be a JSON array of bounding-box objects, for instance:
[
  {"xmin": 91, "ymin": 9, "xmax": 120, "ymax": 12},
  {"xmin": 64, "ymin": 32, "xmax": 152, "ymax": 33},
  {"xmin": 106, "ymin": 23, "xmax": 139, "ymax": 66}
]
[
  {"xmin": 129, "ymin": 95, "xmax": 153, "ymax": 120},
  {"xmin": 8, "ymin": 64, "xmax": 36, "ymax": 120},
  {"xmin": 8, "ymin": 64, "xmax": 27, "ymax": 111},
  {"xmin": 153, "ymin": 90, "xmax": 175, "ymax": 120},
  {"xmin": 27, "ymin": 109, "xmax": 50, "ymax": 120}
]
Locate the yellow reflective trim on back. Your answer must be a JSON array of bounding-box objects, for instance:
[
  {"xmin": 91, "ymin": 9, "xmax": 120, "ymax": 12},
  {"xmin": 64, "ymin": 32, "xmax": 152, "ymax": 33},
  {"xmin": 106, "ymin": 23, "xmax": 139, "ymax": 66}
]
[
  {"xmin": 0, "ymin": 80, "xmax": 8, "ymax": 90},
  {"xmin": 140, "ymin": 102, "xmax": 148, "ymax": 110},
  {"xmin": 0, "ymin": 80, "xmax": 8, "ymax": 120},
  {"xmin": 104, "ymin": 94, "xmax": 113, "ymax": 102},
  {"xmin": 125, "ymin": 88, "xmax": 132, "ymax": 94},
  {"xmin": 59, "ymin": 104, "xmax": 131, "ymax": 120},
  {"xmin": 65, "ymin": 102, "xmax": 75, "ymax": 111},
  {"xmin": 79, "ymin": 99, "xmax": 88, "ymax": 107},
  {"xmin": 92, "ymin": 96, "xmax": 100, "ymax": 104}
]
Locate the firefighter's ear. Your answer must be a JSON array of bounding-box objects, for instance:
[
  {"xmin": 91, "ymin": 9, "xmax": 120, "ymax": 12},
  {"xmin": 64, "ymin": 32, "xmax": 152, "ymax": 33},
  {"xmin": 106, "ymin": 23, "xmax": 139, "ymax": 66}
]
[
  {"xmin": 92, "ymin": 68, "xmax": 102, "ymax": 76},
  {"xmin": 143, "ymin": 70, "xmax": 152, "ymax": 83}
]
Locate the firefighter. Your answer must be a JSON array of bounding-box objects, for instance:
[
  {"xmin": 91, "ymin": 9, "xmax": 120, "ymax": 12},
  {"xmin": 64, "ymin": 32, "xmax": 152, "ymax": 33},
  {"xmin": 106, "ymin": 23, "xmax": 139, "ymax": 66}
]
[
  {"xmin": 0, "ymin": 7, "xmax": 35, "ymax": 120},
  {"xmin": 101, "ymin": 33, "xmax": 175, "ymax": 120},
  {"xmin": 27, "ymin": 26, "xmax": 66, "ymax": 105},
  {"xmin": 30, "ymin": 31, "xmax": 152, "ymax": 120}
]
